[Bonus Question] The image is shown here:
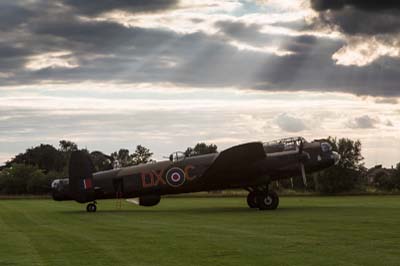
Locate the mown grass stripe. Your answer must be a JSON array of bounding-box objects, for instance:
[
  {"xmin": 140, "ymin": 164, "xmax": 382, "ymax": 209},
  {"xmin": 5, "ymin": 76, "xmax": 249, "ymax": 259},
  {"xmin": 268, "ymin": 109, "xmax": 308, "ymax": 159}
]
[{"xmin": 0, "ymin": 197, "xmax": 400, "ymax": 266}]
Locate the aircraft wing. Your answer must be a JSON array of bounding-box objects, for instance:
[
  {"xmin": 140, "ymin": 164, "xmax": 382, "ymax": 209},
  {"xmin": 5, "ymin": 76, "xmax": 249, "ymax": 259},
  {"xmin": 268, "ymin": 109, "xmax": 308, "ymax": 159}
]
[{"xmin": 201, "ymin": 142, "xmax": 266, "ymax": 185}]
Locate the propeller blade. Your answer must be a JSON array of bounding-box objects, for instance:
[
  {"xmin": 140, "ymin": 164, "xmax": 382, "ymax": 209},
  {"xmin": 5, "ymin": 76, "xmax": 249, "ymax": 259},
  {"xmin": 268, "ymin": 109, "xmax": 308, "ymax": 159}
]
[
  {"xmin": 299, "ymin": 140, "xmax": 303, "ymax": 154},
  {"xmin": 300, "ymin": 163, "xmax": 307, "ymax": 187},
  {"xmin": 297, "ymin": 140, "xmax": 308, "ymax": 187}
]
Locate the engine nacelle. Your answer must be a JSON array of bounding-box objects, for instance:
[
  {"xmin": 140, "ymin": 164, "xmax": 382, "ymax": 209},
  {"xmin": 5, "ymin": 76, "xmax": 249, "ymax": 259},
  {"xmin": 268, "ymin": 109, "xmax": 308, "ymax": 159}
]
[
  {"xmin": 51, "ymin": 178, "xmax": 72, "ymax": 201},
  {"xmin": 139, "ymin": 195, "xmax": 161, "ymax": 206}
]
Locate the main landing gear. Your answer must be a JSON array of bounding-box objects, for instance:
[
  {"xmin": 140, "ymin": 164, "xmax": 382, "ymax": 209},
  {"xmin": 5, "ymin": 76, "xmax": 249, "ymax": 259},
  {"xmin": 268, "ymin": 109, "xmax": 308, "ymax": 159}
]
[
  {"xmin": 246, "ymin": 187, "xmax": 279, "ymax": 210},
  {"xmin": 86, "ymin": 201, "xmax": 97, "ymax": 212}
]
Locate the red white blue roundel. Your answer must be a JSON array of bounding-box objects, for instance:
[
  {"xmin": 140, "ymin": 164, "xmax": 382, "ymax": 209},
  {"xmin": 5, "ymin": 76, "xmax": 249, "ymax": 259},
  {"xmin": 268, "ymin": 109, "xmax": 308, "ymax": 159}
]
[{"xmin": 166, "ymin": 167, "xmax": 186, "ymax": 187}]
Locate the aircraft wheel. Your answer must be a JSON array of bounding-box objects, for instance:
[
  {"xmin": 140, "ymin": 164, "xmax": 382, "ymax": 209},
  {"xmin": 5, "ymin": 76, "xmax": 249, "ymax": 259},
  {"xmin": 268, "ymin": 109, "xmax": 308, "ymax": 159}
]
[
  {"xmin": 86, "ymin": 203, "xmax": 97, "ymax": 212},
  {"xmin": 257, "ymin": 191, "xmax": 279, "ymax": 211},
  {"xmin": 247, "ymin": 192, "xmax": 258, "ymax": 208}
]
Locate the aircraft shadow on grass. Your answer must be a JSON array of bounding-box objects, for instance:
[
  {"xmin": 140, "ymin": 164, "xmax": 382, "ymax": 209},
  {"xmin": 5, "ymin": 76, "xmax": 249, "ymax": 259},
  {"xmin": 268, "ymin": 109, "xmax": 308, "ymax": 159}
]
[
  {"xmin": 59, "ymin": 205, "xmax": 354, "ymax": 215},
  {"xmin": 60, "ymin": 206, "xmax": 255, "ymax": 215}
]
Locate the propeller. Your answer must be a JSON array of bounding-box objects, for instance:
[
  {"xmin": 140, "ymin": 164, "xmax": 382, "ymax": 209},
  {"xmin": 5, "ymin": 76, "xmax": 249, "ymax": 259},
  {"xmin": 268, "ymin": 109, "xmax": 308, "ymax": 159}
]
[
  {"xmin": 298, "ymin": 140, "xmax": 309, "ymax": 187},
  {"xmin": 300, "ymin": 162, "xmax": 307, "ymax": 187}
]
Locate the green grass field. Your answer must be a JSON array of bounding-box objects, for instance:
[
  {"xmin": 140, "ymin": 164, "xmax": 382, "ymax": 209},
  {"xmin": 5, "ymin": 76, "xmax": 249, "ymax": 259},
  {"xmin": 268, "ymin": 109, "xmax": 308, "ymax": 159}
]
[{"xmin": 1, "ymin": 196, "xmax": 400, "ymax": 266}]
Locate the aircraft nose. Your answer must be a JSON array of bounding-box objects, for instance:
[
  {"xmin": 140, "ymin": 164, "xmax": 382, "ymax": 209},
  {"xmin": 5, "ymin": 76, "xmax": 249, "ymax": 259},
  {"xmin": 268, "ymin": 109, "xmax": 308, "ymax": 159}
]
[{"xmin": 331, "ymin": 151, "xmax": 340, "ymax": 165}]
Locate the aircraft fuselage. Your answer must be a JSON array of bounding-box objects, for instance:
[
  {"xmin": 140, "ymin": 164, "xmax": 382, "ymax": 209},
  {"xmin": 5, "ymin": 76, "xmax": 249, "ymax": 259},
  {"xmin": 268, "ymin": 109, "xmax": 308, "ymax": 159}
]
[{"xmin": 52, "ymin": 138, "xmax": 340, "ymax": 205}]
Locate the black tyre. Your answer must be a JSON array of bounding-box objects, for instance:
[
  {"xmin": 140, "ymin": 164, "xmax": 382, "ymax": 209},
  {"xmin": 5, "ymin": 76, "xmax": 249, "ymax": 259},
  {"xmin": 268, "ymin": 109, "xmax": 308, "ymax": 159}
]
[
  {"xmin": 257, "ymin": 191, "xmax": 279, "ymax": 211},
  {"xmin": 247, "ymin": 192, "xmax": 258, "ymax": 208},
  {"xmin": 86, "ymin": 203, "xmax": 97, "ymax": 212}
]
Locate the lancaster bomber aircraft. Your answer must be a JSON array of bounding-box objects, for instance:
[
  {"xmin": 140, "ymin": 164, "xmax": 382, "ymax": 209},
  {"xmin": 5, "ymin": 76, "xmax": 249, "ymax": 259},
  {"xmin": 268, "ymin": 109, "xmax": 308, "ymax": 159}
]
[{"xmin": 52, "ymin": 137, "xmax": 340, "ymax": 212}]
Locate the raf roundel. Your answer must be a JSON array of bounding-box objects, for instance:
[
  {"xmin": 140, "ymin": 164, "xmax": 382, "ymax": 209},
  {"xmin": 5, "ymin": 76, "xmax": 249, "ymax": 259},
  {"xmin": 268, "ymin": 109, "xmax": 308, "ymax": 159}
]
[{"xmin": 166, "ymin": 167, "xmax": 186, "ymax": 187}]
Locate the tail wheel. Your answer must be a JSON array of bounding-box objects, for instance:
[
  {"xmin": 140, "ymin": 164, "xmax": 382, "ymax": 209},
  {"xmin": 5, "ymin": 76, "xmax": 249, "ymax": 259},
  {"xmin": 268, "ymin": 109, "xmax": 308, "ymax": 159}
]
[
  {"xmin": 246, "ymin": 192, "xmax": 258, "ymax": 208},
  {"xmin": 86, "ymin": 203, "xmax": 97, "ymax": 212},
  {"xmin": 257, "ymin": 191, "xmax": 279, "ymax": 211}
]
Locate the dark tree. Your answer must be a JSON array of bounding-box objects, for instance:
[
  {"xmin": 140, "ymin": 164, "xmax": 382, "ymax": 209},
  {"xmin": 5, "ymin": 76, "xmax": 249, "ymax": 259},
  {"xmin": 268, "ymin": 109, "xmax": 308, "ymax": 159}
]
[
  {"xmin": 131, "ymin": 145, "xmax": 153, "ymax": 165},
  {"xmin": 111, "ymin": 149, "xmax": 132, "ymax": 167},
  {"xmin": 59, "ymin": 140, "xmax": 78, "ymax": 153},
  {"xmin": 110, "ymin": 146, "xmax": 154, "ymax": 167},
  {"xmin": 0, "ymin": 164, "xmax": 45, "ymax": 194},
  {"xmin": 375, "ymin": 163, "xmax": 400, "ymax": 191},
  {"xmin": 90, "ymin": 151, "xmax": 113, "ymax": 171},
  {"xmin": 329, "ymin": 137, "xmax": 364, "ymax": 170},
  {"xmin": 394, "ymin": 163, "xmax": 400, "ymax": 189},
  {"xmin": 0, "ymin": 141, "xmax": 156, "ymax": 194},
  {"xmin": 7, "ymin": 144, "xmax": 64, "ymax": 173},
  {"xmin": 317, "ymin": 137, "xmax": 365, "ymax": 193},
  {"xmin": 184, "ymin": 143, "xmax": 218, "ymax": 157}
]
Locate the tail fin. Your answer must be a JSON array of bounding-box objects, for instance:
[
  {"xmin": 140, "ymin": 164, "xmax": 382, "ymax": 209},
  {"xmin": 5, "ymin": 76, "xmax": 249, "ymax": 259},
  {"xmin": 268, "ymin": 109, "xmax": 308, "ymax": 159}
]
[{"xmin": 69, "ymin": 151, "xmax": 96, "ymax": 203}]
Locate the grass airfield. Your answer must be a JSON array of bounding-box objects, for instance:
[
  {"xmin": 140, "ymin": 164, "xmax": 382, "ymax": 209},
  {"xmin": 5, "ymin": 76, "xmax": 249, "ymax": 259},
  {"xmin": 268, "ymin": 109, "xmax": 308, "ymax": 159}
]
[{"xmin": 1, "ymin": 196, "xmax": 400, "ymax": 266}]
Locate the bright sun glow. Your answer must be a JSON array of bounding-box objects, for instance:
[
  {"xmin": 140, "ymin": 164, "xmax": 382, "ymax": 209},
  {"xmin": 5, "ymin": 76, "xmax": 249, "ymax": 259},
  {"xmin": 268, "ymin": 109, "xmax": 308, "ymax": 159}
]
[{"xmin": 25, "ymin": 51, "xmax": 79, "ymax": 70}]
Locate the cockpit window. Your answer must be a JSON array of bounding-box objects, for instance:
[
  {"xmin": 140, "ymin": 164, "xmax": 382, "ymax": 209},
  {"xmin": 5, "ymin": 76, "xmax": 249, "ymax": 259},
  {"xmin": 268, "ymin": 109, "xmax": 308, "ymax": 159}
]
[
  {"xmin": 263, "ymin": 137, "xmax": 306, "ymax": 154},
  {"xmin": 169, "ymin": 152, "xmax": 186, "ymax": 162},
  {"xmin": 321, "ymin": 142, "xmax": 332, "ymax": 152}
]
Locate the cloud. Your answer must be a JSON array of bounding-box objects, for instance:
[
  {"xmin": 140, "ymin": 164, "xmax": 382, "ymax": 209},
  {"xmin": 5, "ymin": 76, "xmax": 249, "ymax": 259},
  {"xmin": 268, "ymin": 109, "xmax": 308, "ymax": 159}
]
[
  {"xmin": 214, "ymin": 20, "xmax": 323, "ymax": 55},
  {"xmin": 1, "ymin": 87, "xmax": 399, "ymax": 167},
  {"xmin": 374, "ymin": 97, "xmax": 398, "ymax": 104},
  {"xmin": 346, "ymin": 115, "xmax": 377, "ymax": 129},
  {"xmin": 61, "ymin": 0, "xmax": 178, "ymax": 15},
  {"xmin": 0, "ymin": 44, "xmax": 32, "ymax": 72},
  {"xmin": 276, "ymin": 113, "xmax": 307, "ymax": 132},
  {"xmin": 311, "ymin": 1, "xmax": 400, "ymax": 12},
  {"xmin": 310, "ymin": 0, "xmax": 400, "ymax": 66},
  {"xmin": 331, "ymin": 36, "xmax": 400, "ymax": 66},
  {"xmin": 0, "ymin": 14, "xmax": 398, "ymax": 97},
  {"xmin": 0, "ymin": 3, "xmax": 34, "ymax": 29},
  {"xmin": 0, "ymin": 0, "xmax": 399, "ymax": 98},
  {"xmin": 386, "ymin": 120, "xmax": 394, "ymax": 127},
  {"xmin": 322, "ymin": 9, "xmax": 400, "ymax": 36}
]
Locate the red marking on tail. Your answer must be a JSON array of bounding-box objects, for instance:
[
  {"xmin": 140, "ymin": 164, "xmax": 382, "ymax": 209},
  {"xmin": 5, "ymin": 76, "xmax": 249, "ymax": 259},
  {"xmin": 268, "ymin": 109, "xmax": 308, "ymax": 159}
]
[{"xmin": 83, "ymin": 178, "xmax": 92, "ymax": 190}]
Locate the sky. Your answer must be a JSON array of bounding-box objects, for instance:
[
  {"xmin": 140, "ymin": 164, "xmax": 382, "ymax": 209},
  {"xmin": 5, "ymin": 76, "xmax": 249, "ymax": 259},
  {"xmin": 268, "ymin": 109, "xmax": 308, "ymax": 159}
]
[{"xmin": 1, "ymin": 0, "xmax": 400, "ymax": 167}]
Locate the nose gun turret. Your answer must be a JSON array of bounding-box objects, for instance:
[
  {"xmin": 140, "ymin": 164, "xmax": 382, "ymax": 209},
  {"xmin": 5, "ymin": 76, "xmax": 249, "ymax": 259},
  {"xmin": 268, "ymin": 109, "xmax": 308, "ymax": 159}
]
[{"xmin": 51, "ymin": 178, "xmax": 71, "ymax": 201}]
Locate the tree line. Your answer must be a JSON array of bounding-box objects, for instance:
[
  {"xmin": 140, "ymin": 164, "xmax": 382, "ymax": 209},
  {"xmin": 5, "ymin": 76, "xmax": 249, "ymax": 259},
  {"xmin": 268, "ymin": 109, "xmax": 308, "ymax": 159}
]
[
  {"xmin": 0, "ymin": 141, "xmax": 217, "ymax": 195},
  {"xmin": 0, "ymin": 138, "xmax": 399, "ymax": 195}
]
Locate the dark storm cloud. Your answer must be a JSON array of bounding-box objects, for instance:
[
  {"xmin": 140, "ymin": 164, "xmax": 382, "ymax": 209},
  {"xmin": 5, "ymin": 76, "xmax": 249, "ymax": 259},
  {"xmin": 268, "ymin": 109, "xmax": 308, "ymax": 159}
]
[
  {"xmin": 0, "ymin": 45, "xmax": 31, "ymax": 59},
  {"xmin": 270, "ymin": 19, "xmax": 309, "ymax": 32},
  {"xmin": 216, "ymin": 20, "xmax": 298, "ymax": 51},
  {"xmin": 315, "ymin": 8, "xmax": 400, "ymax": 35},
  {"xmin": 310, "ymin": 0, "xmax": 400, "ymax": 35},
  {"xmin": 0, "ymin": 3, "xmax": 34, "ymax": 29},
  {"xmin": 0, "ymin": 44, "xmax": 31, "ymax": 71},
  {"xmin": 216, "ymin": 21, "xmax": 262, "ymax": 41},
  {"xmin": 3, "ymin": 13, "xmax": 400, "ymax": 97},
  {"xmin": 61, "ymin": 0, "xmax": 178, "ymax": 15},
  {"xmin": 255, "ymin": 54, "xmax": 400, "ymax": 97},
  {"xmin": 31, "ymin": 18, "xmax": 176, "ymax": 54},
  {"xmin": 215, "ymin": 20, "xmax": 341, "ymax": 54},
  {"xmin": 311, "ymin": 0, "xmax": 400, "ymax": 12},
  {"xmin": 1, "ymin": 0, "xmax": 400, "ymax": 97}
]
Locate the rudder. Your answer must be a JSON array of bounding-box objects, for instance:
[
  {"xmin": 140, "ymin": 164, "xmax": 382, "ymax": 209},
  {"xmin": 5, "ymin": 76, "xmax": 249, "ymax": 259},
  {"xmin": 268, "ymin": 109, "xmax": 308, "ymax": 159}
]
[{"xmin": 69, "ymin": 151, "xmax": 96, "ymax": 203}]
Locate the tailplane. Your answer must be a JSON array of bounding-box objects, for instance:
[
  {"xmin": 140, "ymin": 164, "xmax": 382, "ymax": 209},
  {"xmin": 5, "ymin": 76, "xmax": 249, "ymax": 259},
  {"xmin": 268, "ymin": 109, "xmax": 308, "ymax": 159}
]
[{"xmin": 69, "ymin": 151, "xmax": 96, "ymax": 203}]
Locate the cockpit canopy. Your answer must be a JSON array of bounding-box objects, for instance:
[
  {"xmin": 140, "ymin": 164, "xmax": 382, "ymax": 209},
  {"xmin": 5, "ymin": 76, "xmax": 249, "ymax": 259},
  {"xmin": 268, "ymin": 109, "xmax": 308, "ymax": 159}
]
[
  {"xmin": 169, "ymin": 151, "xmax": 186, "ymax": 162},
  {"xmin": 263, "ymin": 137, "xmax": 306, "ymax": 154}
]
